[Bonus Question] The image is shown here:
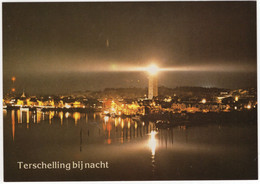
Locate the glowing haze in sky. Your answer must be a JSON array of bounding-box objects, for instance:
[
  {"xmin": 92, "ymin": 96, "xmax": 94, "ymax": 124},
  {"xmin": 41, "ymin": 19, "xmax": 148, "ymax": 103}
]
[{"xmin": 3, "ymin": 2, "xmax": 256, "ymax": 94}]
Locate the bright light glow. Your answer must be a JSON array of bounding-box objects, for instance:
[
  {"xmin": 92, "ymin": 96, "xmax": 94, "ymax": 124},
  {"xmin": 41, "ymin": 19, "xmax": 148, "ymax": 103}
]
[
  {"xmin": 52, "ymin": 63, "xmax": 256, "ymax": 73},
  {"xmin": 18, "ymin": 110, "xmax": 22, "ymax": 123},
  {"xmin": 11, "ymin": 76, "xmax": 16, "ymax": 82},
  {"xmin": 12, "ymin": 110, "xmax": 15, "ymax": 141},
  {"xmin": 146, "ymin": 64, "xmax": 159, "ymax": 75},
  {"xmin": 111, "ymin": 107, "xmax": 116, "ymax": 112},
  {"xmin": 135, "ymin": 122, "xmax": 137, "ymax": 129},
  {"xmin": 148, "ymin": 131, "xmax": 158, "ymax": 156},
  {"xmin": 235, "ymin": 96, "xmax": 239, "ymax": 101},
  {"xmin": 65, "ymin": 112, "xmax": 70, "ymax": 118},
  {"xmin": 65, "ymin": 104, "xmax": 71, "ymax": 108},
  {"xmin": 201, "ymin": 98, "xmax": 206, "ymax": 104},
  {"xmin": 247, "ymin": 104, "xmax": 251, "ymax": 109},
  {"xmin": 59, "ymin": 112, "xmax": 63, "ymax": 125},
  {"xmin": 27, "ymin": 111, "xmax": 30, "ymax": 124},
  {"xmin": 73, "ymin": 112, "xmax": 80, "ymax": 125},
  {"xmin": 115, "ymin": 119, "xmax": 118, "ymax": 127},
  {"xmin": 104, "ymin": 116, "xmax": 109, "ymax": 123}
]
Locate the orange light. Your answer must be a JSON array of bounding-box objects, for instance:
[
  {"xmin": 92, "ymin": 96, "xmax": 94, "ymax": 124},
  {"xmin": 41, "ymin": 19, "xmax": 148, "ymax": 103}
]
[
  {"xmin": 11, "ymin": 88, "xmax": 15, "ymax": 92},
  {"xmin": 73, "ymin": 112, "xmax": 81, "ymax": 125},
  {"xmin": 11, "ymin": 76, "xmax": 16, "ymax": 82},
  {"xmin": 12, "ymin": 110, "xmax": 15, "ymax": 141}
]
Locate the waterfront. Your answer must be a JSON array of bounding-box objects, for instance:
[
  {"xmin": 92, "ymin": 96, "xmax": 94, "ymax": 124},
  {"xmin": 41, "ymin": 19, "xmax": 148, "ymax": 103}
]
[{"xmin": 4, "ymin": 109, "xmax": 257, "ymax": 181}]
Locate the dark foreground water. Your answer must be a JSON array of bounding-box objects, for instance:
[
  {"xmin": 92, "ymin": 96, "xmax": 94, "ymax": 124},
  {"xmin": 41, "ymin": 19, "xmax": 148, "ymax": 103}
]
[{"xmin": 4, "ymin": 109, "xmax": 257, "ymax": 181}]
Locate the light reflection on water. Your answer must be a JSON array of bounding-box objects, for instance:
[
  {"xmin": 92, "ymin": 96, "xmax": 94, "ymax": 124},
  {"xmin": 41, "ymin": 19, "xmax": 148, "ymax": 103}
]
[
  {"xmin": 148, "ymin": 130, "xmax": 158, "ymax": 176},
  {"xmin": 3, "ymin": 109, "xmax": 7, "ymax": 116},
  {"xmin": 148, "ymin": 131, "xmax": 157, "ymax": 156},
  {"xmin": 73, "ymin": 112, "xmax": 80, "ymax": 125},
  {"xmin": 11, "ymin": 110, "xmax": 15, "ymax": 141},
  {"xmin": 8, "ymin": 109, "xmax": 155, "ymax": 146},
  {"xmin": 59, "ymin": 111, "xmax": 63, "ymax": 125},
  {"xmin": 4, "ymin": 109, "xmax": 258, "ymax": 180}
]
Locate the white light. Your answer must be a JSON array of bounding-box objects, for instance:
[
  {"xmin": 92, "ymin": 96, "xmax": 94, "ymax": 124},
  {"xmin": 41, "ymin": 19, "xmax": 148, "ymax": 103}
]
[
  {"xmin": 147, "ymin": 64, "xmax": 159, "ymax": 75},
  {"xmin": 104, "ymin": 116, "xmax": 109, "ymax": 123},
  {"xmin": 148, "ymin": 130, "xmax": 158, "ymax": 156},
  {"xmin": 65, "ymin": 104, "xmax": 71, "ymax": 108}
]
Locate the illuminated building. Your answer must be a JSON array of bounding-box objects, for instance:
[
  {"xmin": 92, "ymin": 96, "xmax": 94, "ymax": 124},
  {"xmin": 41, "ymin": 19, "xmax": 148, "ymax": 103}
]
[
  {"xmin": 147, "ymin": 64, "xmax": 159, "ymax": 100},
  {"xmin": 148, "ymin": 75, "xmax": 158, "ymax": 100},
  {"xmin": 73, "ymin": 101, "xmax": 82, "ymax": 108},
  {"xmin": 201, "ymin": 98, "xmax": 206, "ymax": 104}
]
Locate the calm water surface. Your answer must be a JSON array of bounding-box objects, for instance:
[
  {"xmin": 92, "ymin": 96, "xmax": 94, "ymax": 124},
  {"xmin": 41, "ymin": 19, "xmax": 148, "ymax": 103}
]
[{"xmin": 4, "ymin": 109, "xmax": 257, "ymax": 181}]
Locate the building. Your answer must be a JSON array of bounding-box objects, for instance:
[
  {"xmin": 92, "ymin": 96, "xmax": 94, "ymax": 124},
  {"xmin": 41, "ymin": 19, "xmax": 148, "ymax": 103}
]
[{"xmin": 148, "ymin": 75, "xmax": 158, "ymax": 99}]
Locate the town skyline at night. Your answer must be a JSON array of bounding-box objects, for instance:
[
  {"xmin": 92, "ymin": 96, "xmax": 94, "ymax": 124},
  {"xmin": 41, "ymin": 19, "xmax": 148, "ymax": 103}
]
[{"xmin": 3, "ymin": 2, "xmax": 257, "ymax": 182}]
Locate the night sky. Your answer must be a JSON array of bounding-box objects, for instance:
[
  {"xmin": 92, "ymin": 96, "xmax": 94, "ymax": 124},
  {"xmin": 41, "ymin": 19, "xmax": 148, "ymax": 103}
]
[{"xmin": 3, "ymin": 2, "xmax": 256, "ymax": 95}]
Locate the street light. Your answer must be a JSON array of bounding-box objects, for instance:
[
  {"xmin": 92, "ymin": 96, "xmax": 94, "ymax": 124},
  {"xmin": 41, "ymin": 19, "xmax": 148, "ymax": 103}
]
[{"xmin": 11, "ymin": 76, "xmax": 16, "ymax": 83}]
